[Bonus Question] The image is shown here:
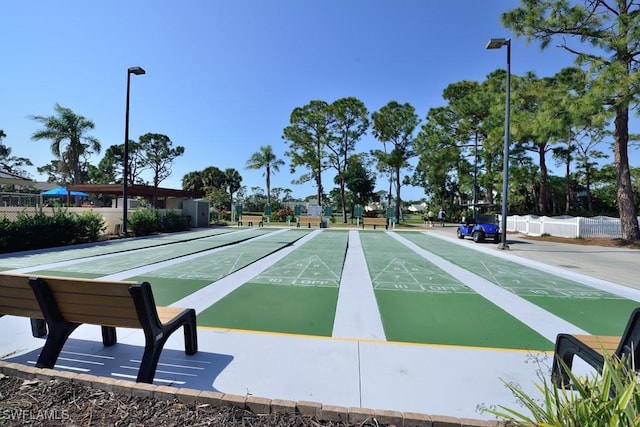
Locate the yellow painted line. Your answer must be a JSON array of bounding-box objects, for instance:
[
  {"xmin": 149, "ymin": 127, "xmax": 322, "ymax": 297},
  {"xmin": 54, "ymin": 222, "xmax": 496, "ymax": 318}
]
[{"xmin": 197, "ymin": 325, "xmax": 552, "ymax": 354}]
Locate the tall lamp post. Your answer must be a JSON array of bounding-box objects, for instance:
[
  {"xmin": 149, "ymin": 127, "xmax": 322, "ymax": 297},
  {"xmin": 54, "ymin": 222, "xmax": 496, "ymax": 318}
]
[
  {"xmin": 486, "ymin": 38, "xmax": 511, "ymax": 250},
  {"xmin": 123, "ymin": 66, "xmax": 145, "ymax": 236}
]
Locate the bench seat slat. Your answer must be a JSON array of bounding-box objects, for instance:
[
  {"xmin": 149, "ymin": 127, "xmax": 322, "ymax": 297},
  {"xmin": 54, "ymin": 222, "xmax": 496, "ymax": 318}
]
[
  {"xmin": 571, "ymin": 334, "xmax": 620, "ymax": 354},
  {"xmin": 552, "ymin": 308, "xmax": 640, "ymax": 388},
  {"xmin": 158, "ymin": 307, "xmax": 190, "ymax": 323}
]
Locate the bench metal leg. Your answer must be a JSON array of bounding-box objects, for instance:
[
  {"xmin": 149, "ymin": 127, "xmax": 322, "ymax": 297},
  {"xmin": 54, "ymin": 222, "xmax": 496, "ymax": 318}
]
[
  {"xmin": 136, "ymin": 308, "xmax": 198, "ymax": 383},
  {"xmin": 182, "ymin": 309, "xmax": 198, "ymax": 355},
  {"xmin": 129, "ymin": 283, "xmax": 198, "ymax": 383},
  {"xmin": 36, "ymin": 322, "xmax": 80, "ymax": 368},
  {"xmin": 101, "ymin": 326, "xmax": 117, "ymax": 346},
  {"xmin": 137, "ymin": 338, "xmax": 166, "ymax": 383},
  {"xmin": 29, "ymin": 277, "xmax": 81, "ymax": 368},
  {"xmin": 552, "ymin": 334, "xmax": 604, "ymax": 388},
  {"xmin": 30, "ymin": 318, "xmax": 47, "ymax": 337}
]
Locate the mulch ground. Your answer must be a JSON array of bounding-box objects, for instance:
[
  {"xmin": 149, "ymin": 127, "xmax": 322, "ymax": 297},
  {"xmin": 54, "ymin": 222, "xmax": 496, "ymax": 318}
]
[
  {"xmin": 519, "ymin": 234, "xmax": 640, "ymax": 249},
  {"xmin": 0, "ymin": 374, "xmax": 384, "ymax": 426}
]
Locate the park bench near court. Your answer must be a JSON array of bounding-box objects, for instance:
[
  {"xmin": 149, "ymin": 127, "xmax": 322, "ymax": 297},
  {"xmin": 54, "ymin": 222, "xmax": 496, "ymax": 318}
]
[
  {"xmin": 552, "ymin": 307, "xmax": 640, "ymax": 388},
  {"xmin": 362, "ymin": 217, "xmax": 388, "ymax": 230},
  {"xmin": 28, "ymin": 275, "xmax": 198, "ymax": 384},
  {"xmin": 238, "ymin": 215, "xmax": 263, "ymax": 227},
  {"xmin": 0, "ymin": 273, "xmax": 47, "ymax": 337},
  {"xmin": 297, "ymin": 216, "xmax": 322, "ymax": 228}
]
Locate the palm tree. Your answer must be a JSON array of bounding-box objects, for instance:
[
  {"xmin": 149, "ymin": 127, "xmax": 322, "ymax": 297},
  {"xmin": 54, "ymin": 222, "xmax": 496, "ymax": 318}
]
[
  {"xmin": 182, "ymin": 171, "xmax": 205, "ymax": 197},
  {"xmin": 223, "ymin": 168, "xmax": 243, "ymax": 221},
  {"xmin": 202, "ymin": 166, "xmax": 225, "ymax": 189},
  {"xmin": 30, "ymin": 104, "xmax": 100, "ymax": 184},
  {"xmin": 245, "ymin": 145, "xmax": 285, "ymax": 206}
]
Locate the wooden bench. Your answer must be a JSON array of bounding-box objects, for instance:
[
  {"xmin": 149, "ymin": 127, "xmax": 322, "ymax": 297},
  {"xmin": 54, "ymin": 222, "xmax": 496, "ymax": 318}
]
[
  {"xmin": 28, "ymin": 275, "xmax": 198, "ymax": 384},
  {"xmin": 552, "ymin": 307, "xmax": 640, "ymax": 388},
  {"xmin": 362, "ymin": 217, "xmax": 388, "ymax": 230},
  {"xmin": 238, "ymin": 215, "xmax": 263, "ymax": 227},
  {"xmin": 297, "ymin": 216, "xmax": 322, "ymax": 228},
  {"xmin": 0, "ymin": 273, "xmax": 47, "ymax": 337}
]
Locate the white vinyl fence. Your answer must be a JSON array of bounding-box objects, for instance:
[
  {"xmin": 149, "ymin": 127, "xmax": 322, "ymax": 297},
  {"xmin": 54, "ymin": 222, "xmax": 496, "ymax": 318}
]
[{"xmin": 506, "ymin": 214, "xmax": 640, "ymax": 238}]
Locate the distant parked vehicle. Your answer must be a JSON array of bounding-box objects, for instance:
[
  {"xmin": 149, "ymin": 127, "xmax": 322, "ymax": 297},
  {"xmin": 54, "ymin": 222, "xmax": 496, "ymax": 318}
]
[{"xmin": 456, "ymin": 214, "xmax": 500, "ymax": 243}]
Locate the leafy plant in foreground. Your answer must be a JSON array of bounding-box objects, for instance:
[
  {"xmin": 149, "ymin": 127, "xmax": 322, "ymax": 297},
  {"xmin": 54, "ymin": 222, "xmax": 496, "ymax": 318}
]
[{"xmin": 483, "ymin": 351, "xmax": 640, "ymax": 426}]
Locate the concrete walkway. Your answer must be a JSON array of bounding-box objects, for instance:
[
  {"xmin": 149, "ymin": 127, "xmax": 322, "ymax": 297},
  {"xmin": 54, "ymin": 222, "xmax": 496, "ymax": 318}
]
[
  {"xmin": 427, "ymin": 225, "xmax": 639, "ymax": 289},
  {"xmin": 1, "ymin": 226, "xmax": 638, "ymax": 423},
  {"xmin": 333, "ymin": 231, "xmax": 386, "ymax": 340}
]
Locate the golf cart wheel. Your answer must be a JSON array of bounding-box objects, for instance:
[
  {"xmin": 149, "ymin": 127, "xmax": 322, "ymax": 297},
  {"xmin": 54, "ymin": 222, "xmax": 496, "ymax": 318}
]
[
  {"xmin": 472, "ymin": 231, "xmax": 484, "ymax": 243},
  {"xmin": 457, "ymin": 229, "xmax": 464, "ymax": 239}
]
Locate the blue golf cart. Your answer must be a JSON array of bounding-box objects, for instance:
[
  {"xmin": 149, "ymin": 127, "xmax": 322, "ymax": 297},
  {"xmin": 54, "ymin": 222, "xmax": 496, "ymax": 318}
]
[{"xmin": 456, "ymin": 213, "xmax": 500, "ymax": 243}]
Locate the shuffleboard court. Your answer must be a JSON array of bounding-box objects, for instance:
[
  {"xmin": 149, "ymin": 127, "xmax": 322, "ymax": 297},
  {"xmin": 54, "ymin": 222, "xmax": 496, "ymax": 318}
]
[
  {"xmin": 197, "ymin": 230, "xmax": 349, "ymax": 336},
  {"xmin": 27, "ymin": 228, "xmax": 273, "ymax": 278},
  {"xmin": 359, "ymin": 232, "xmax": 551, "ymax": 350},
  {"xmin": 130, "ymin": 229, "xmax": 313, "ymax": 306},
  {"xmin": 2, "ymin": 227, "xmax": 639, "ymax": 421},
  {"xmin": 0, "ymin": 228, "xmax": 236, "ymax": 272},
  {"xmin": 400, "ymin": 232, "xmax": 639, "ymax": 336}
]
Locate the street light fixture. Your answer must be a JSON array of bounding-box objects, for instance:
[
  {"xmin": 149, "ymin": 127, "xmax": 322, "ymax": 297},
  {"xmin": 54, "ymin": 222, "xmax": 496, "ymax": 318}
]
[
  {"xmin": 123, "ymin": 66, "xmax": 145, "ymax": 236},
  {"xmin": 486, "ymin": 38, "xmax": 511, "ymax": 250}
]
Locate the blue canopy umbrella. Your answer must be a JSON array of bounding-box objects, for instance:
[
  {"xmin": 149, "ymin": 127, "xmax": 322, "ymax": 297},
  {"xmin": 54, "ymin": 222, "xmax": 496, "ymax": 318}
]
[{"xmin": 40, "ymin": 186, "xmax": 88, "ymax": 197}]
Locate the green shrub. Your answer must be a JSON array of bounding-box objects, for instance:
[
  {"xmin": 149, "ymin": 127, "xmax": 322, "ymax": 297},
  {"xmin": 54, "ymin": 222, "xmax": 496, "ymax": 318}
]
[
  {"xmin": 75, "ymin": 211, "xmax": 106, "ymax": 242},
  {"xmin": 0, "ymin": 217, "xmax": 15, "ymax": 252},
  {"xmin": 0, "ymin": 207, "xmax": 106, "ymax": 253},
  {"xmin": 483, "ymin": 351, "xmax": 640, "ymax": 426},
  {"xmin": 159, "ymin": 211, "xmax": 189, "ymax": 233},
  {"xmin": 52, "ymin": 209, "xmax": 78, "ymax": 245},
  {"xmin": 128, "ymin": 208, "xmax": 160, "ymax": 236},
  {"xmin": 12, "ymin": 209, "xmax": 65, "ymax": 250}
]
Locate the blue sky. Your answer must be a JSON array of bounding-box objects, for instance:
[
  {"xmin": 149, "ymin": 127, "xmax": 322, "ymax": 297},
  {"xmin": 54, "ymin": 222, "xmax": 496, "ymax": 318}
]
[{"xmin": 2, "ymin": 1, "xmax": 634, "ymax": 201}]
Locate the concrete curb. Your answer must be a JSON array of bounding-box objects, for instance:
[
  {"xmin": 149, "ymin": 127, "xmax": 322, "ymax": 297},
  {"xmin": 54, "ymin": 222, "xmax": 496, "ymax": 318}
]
[{"xmin": 0, "ymin": 360, "xmax": 504, "ymax": 426}]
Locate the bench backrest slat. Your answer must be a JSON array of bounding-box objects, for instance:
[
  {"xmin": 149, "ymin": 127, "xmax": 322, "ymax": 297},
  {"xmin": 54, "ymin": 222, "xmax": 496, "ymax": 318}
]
[
  {"xmin": 0, "ymin": 273, "xmax": 42, "ymax": 318},
  {"xmin": 34, "ymin": 276, "xmax": 143, "ymax": 329},
  {"xmin": 363, "ymin": 217, "xmax": 387, "ymax": 223},
  {"xmin": 298, "ymin": 216, "xmax": 321, "ymax": 222},
  {"xmin": 56, "ymin": 302, "xmax": 141, "ymax": 327}
]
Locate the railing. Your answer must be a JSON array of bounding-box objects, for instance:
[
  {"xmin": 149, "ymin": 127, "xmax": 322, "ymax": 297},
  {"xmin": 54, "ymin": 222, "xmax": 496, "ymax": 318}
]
[{"xmin": 506, "ymin": 214, "xmax": 640, "ymax": 238}]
